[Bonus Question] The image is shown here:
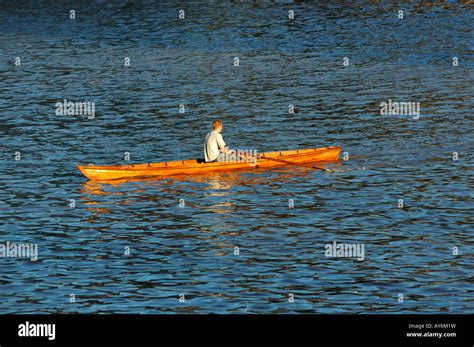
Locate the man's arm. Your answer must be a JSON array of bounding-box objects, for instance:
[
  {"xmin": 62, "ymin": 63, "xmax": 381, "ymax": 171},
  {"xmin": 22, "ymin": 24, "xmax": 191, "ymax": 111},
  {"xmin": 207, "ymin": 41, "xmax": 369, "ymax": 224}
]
[
  {"xmin": 221, "ymin": 147, "xmax": 233, "ymax": 154},
  {"xmin": 217, "ymin": 134, "xmax": 233, "ymax": 154}
]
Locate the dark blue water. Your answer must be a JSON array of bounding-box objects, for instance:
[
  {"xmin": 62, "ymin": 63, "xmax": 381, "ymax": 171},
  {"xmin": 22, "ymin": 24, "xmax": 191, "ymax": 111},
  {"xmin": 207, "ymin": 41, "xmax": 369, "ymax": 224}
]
[{"xmin": 1, "ymin": 1, "xmax": 473, "ymax": 313}]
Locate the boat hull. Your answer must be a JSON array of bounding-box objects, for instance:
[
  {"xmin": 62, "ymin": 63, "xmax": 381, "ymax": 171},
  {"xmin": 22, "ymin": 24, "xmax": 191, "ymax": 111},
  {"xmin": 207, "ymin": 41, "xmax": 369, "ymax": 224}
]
[{"xmin": 77, "ymin": 145, "xmax": 341, "ymax": 181}]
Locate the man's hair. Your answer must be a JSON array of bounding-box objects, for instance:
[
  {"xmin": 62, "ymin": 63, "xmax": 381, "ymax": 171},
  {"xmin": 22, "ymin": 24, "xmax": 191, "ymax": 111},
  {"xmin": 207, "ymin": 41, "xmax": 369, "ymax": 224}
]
[{"xmin": 212, "ymin": 120, "xmax": 223, "ymax": 129}]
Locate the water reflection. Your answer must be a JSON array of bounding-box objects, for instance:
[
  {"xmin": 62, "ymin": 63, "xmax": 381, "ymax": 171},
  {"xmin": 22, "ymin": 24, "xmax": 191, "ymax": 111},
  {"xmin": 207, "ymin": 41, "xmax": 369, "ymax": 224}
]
[
  {"xmin": 79, "ymin": 166, "xmax": 321, "ymax": 197},
  {"xmin": 77, "ymin": 167, "xmax": 325, "ymax": 223}
]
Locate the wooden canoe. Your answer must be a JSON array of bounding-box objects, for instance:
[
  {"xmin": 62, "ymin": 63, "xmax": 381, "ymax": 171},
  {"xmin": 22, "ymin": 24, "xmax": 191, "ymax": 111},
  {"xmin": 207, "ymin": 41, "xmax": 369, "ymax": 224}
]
[{"xmin": 77, "ymin": 145, "xmax": 341, "ymax": 181}]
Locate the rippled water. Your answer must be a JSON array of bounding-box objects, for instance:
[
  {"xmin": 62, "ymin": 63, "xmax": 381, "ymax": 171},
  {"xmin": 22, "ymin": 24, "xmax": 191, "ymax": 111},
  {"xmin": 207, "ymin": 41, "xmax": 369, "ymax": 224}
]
[{"xmin": 1, "ymin": 1, "xmax": 473, "ymax": 313}]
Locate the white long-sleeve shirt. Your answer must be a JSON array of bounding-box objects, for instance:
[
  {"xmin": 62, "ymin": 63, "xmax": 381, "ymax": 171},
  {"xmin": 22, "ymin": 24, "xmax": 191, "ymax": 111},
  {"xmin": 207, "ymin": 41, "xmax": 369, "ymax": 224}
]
[{"xmin": 204, "ymin": 130, "xmax": 226, "ymax": 162}]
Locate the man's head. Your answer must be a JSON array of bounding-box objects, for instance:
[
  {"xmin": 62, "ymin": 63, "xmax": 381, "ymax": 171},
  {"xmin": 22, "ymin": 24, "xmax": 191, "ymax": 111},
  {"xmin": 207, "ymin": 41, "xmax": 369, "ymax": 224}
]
[{"xmin": 212, "ymin": 120, "xmax": 223, "ymax": 133}]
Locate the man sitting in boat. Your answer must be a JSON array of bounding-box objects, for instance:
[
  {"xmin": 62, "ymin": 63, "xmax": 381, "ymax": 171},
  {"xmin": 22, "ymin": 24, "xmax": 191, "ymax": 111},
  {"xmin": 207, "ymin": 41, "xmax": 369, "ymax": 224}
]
[{"xmin": 204, "ymin": 120, "xmax": 234, "ymax": 162}]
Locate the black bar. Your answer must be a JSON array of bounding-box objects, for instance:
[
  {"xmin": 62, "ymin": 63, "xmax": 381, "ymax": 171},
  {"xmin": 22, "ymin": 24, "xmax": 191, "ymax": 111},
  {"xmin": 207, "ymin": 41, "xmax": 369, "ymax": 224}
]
[{"xmin": 0, "ymin": 314, "xmax": 472, "ymax": 345}]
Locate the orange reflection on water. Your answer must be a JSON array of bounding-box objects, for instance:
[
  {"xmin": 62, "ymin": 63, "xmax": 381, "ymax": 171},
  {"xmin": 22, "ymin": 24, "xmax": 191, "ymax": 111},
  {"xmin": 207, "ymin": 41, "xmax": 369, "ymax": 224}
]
[
  {"xmin": 76, "ymin": 165, "xmax": 339, "ymax": 252},
  {"xmin": 78, "ymin": 164, "xmax": 338, "ymax": 196},
  {"xmin": 77, "ymin": 164, "xmax": 339, "ymax": 228}
]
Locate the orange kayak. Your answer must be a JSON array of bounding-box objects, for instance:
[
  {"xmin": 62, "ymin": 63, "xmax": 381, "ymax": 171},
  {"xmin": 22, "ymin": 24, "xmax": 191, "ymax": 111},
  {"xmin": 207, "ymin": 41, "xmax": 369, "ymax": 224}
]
[{"xmin": 77, "ymin": 145, "xmax": 341, "ymax": 181}]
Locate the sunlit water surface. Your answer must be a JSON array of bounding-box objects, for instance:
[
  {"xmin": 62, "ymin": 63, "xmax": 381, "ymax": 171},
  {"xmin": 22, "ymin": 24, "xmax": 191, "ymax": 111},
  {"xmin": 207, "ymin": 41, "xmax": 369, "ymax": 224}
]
[{"xmin": 0, "ymin": 1, "xmax": 472, "ymax": 313}]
